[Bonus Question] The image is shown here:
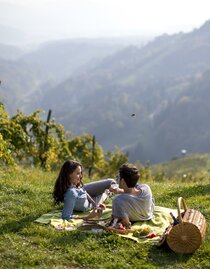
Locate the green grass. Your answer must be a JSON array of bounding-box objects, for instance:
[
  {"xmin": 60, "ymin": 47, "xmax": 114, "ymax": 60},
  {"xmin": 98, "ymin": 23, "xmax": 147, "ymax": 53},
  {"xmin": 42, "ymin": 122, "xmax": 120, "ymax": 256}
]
[
  {"xmin": 151, "ymin": 153, "xmax": 210, "ymax": 179},
  {"xmin": 0, "ymin": 166, "xmax": 209, "ymax": 269}
]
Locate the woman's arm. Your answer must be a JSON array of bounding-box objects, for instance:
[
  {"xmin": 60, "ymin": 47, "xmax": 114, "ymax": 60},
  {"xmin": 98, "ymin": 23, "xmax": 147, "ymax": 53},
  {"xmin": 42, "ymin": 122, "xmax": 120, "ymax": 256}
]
[{"xmin": 62, "ymin": 189, "xmax": 77, "ymax": 220}]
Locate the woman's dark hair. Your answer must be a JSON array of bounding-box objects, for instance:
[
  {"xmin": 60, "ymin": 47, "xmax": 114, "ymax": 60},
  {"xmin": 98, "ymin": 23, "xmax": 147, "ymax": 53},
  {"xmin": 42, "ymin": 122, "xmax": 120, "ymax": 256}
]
[
  {"xmin": 53, "ymin": 160, "xmax": 83, "ymax": 204},
  {"xmin": 119, "ymin": 163, "xmax": 140, "ymax": 188}
]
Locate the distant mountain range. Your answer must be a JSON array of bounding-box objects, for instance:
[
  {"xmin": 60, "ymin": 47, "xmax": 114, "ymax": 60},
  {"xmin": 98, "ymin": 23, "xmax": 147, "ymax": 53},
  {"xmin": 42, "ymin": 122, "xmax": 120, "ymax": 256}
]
[
  {"xmin": 0, "ymin": 57, "xmax": 52, "ymax": 114},
  {"xmin": 0, "ymin": 43, "xmax": 23, "ymax": 60},
  {"xmin": 20, "ymin": 39, "xmax": 125, "ymax": 82},
  {"xmin": 0, "ymin": 25, "xmax": 27, "ymax": 45},
  {"xmin": 1, "ymin": 20, "xmax": 210, "ymax": 163},
  {"xmin": 0, "ymin": 36, "xmax": 148, "ymax": 113}
]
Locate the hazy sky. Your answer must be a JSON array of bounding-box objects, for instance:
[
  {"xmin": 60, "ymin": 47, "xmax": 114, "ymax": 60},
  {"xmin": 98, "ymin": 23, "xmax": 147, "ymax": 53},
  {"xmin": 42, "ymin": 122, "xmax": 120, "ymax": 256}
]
[{"xmin": 1, "ymin": 0, "xmax": 210, "ymax": 44}]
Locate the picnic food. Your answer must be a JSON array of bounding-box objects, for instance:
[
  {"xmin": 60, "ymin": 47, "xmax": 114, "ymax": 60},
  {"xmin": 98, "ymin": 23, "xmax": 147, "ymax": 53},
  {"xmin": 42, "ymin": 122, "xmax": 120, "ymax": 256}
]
[{"xmin": 133, "ymin": 225, "xmax": 152, "ymax": 237}]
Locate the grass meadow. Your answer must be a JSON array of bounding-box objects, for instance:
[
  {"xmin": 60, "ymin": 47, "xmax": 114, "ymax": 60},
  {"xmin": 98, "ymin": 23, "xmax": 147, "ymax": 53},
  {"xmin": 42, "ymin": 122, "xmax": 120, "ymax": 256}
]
[{"xmin": 0, "ymin": 165, "xmax": 209, "ymax": 269}]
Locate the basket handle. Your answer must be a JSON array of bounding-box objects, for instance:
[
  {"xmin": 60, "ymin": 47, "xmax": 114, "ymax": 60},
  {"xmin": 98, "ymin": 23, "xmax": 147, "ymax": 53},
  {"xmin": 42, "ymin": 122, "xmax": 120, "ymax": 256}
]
[{"xmin": 177, "ymin": 197, "xmax": 188, "ymax": 224}]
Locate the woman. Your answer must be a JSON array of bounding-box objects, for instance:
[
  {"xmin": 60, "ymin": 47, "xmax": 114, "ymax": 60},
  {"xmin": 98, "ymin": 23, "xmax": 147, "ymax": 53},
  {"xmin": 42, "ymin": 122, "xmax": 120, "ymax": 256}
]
[{"xmin": 53, "ymin": 160, "xmax": 115, "ymax": 220}]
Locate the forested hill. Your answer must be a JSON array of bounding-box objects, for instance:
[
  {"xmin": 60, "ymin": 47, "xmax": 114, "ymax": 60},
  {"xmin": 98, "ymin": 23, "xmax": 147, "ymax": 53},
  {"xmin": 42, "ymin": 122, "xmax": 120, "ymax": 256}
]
[
  {"xmin": 1, "ymin": 19, "xmax": 210, "ymax": 163},
  {"xmin": 153, "ymin": 69, "xmax": 210, "ymax": 162},
  {"xmin": 34, "ymin": 19, "xmax": 210, "ymax": 163},
  {"xmin": 20, "ymin": 39, "xmax": 126, "ymax": 82},
  {"xmin": 0, "ymin": 43, "xmax": 23, "ymax": 60},
  {"xmin": 0, "ymin": 58, "xmax": 52, "ymax": 115},
  {"xmin": 0, "ymin": 37, "xmax": 147, "ymax": 114}
]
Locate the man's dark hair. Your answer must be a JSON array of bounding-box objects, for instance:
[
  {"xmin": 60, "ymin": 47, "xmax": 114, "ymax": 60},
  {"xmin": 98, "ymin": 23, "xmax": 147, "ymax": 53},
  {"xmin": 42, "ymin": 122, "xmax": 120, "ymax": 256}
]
[{"xmin": 119, "ymin": 163, "xmax": 140, "ymax": 188}]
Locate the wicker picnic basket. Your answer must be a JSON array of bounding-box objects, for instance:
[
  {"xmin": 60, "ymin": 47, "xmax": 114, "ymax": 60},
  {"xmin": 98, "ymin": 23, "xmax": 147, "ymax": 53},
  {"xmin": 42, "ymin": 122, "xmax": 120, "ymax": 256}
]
[{"xmin": 158, "ymin": 197, "xmax": 207, "ymax": 253}]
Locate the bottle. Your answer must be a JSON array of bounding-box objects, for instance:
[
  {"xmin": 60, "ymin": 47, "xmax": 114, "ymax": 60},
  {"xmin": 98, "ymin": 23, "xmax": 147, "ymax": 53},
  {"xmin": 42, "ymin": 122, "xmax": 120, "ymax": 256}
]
[{"xmin": 170, "ymin": 212, "xmax": 179, "ymax": 225}]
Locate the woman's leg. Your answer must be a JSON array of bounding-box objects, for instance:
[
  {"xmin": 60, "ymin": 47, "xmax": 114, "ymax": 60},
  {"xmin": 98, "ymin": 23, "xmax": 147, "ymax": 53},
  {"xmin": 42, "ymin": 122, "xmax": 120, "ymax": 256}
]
[
  {"xmin": 83, "ymin": 179, "xmax": 115, "ymax": 220},
  {"xmin": 84, "ymin": 178, "xmax": 115, "ymax": 197}
]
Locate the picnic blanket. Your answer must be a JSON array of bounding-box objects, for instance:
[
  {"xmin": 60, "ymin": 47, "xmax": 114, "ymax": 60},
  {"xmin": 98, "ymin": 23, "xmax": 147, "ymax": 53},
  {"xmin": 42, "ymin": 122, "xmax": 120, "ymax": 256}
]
[{"xmin": 35, "ymin": 206, "xmax": 178, "ymax": 243}]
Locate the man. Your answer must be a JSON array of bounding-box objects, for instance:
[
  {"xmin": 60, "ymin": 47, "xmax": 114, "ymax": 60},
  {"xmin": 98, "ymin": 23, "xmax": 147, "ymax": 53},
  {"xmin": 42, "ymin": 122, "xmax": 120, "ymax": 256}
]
[{"xmin": 109, "ymin": 163, "xmax": 155, "ymax": 228}]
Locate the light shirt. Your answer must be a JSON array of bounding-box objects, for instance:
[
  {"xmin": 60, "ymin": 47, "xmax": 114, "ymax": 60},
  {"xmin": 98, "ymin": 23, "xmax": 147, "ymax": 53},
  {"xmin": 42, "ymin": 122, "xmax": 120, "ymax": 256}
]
[{"xmin": 112, "ymin": 184, "xmax": 155, "ymax": 221}]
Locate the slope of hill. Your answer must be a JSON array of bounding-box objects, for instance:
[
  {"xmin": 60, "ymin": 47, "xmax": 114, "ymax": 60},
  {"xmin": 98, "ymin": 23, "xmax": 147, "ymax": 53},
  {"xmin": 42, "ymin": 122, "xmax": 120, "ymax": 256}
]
[
  {"xmin": 0, "ymin": 165, "xmax": 209, "ymax": 269},
  {"xmin": 2, "ymin": 20, "xmax": 210, "ymax": 163},
  {"xmin": 31, "ymin": 19, "xmax": 210, "ymax": 163},
  {"xmin": 20, "ymin": 39, "xmax": 128, "ymax": 82},
  {"xmin": 151, "ymin": 69, "xmax": 210, "ymax": 162},
  {"xmin": 151, "ymin": 153, "xmax": 210, "ymax": 178},
  {"xmin": 0, "ymin": 43, "xmax": 23, "ymax": 60},
  {"xmin": 0, "ymin": 36, "xmax": 149, "ymax": 115},
  {"xmin": 0, "ymin": 58, "xmax": 52, "ymax": 115}
]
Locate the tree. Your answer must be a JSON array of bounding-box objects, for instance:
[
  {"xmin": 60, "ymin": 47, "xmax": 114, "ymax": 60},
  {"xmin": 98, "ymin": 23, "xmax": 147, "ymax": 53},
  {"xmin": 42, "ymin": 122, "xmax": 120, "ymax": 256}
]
[
  {"xmin": 97, "ymin": 146, "xmax": 128, "ymax": 178},
  {"xmin": 0, "ymin": 102, "xmax": 15, "ymax": 165},
  {"xmin": 68, "ymin": 133, "xmax": 104, "ymax": 177},
  {"xmin": 0, "ymin": 102, "xmax": 128, "ymax": 174}
]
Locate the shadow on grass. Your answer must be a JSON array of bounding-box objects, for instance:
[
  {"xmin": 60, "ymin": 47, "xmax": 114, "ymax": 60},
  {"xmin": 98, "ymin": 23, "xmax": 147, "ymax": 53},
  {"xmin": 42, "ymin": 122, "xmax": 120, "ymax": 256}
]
[
  {"xmin": 50, "ymin": 230, "xmax": 95, "ymax": 246},
  {"xmin": 0, "ymin": 214, "xmax": 45, "ymax": 234},
  {"xmin": 147, "ymin": 243, "xmax": 192, "ymax": 267}
]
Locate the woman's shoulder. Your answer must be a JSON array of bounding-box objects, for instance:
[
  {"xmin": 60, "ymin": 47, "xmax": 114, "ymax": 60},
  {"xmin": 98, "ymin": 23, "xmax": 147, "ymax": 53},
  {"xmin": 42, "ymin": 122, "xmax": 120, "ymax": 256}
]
[{"xmin": 65, "ymin": 186, "xmax": 80, "ymax": 197}]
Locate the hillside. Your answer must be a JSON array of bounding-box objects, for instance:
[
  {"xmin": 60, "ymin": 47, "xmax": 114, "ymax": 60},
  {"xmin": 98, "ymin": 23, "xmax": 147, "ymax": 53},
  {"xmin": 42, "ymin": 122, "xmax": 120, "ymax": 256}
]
[
  {"xmin": 151, "ymin": 153, "xmax": 210, "ymax": 178},
  {"xmin": 0, "ymin": 43, "xmax": 23, "ymax": 60},
  {"xmin": 32, "ymin": 19, "xmax": 210, "ymax": 163},
  {"xmin": 20, "ymin": 39, "xmax": 130, "ymax": 82},
  {"xmin": 0, "ymin": 165, "xmax": 209, "ymax": 269},
  {"xmin": 0, "ymin": 58, "xmax": 52, "ymax": 115},
  {"xmin": 0, "ymin": 37, "xmax": 148, "ymax": 114},
  {"xmin": 1, "ymin": 20, "xmax": 210, "ymax": 163},
  {"xmin": 153, "ymin": 70, "xmax": 210, "ymax": 162}
]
